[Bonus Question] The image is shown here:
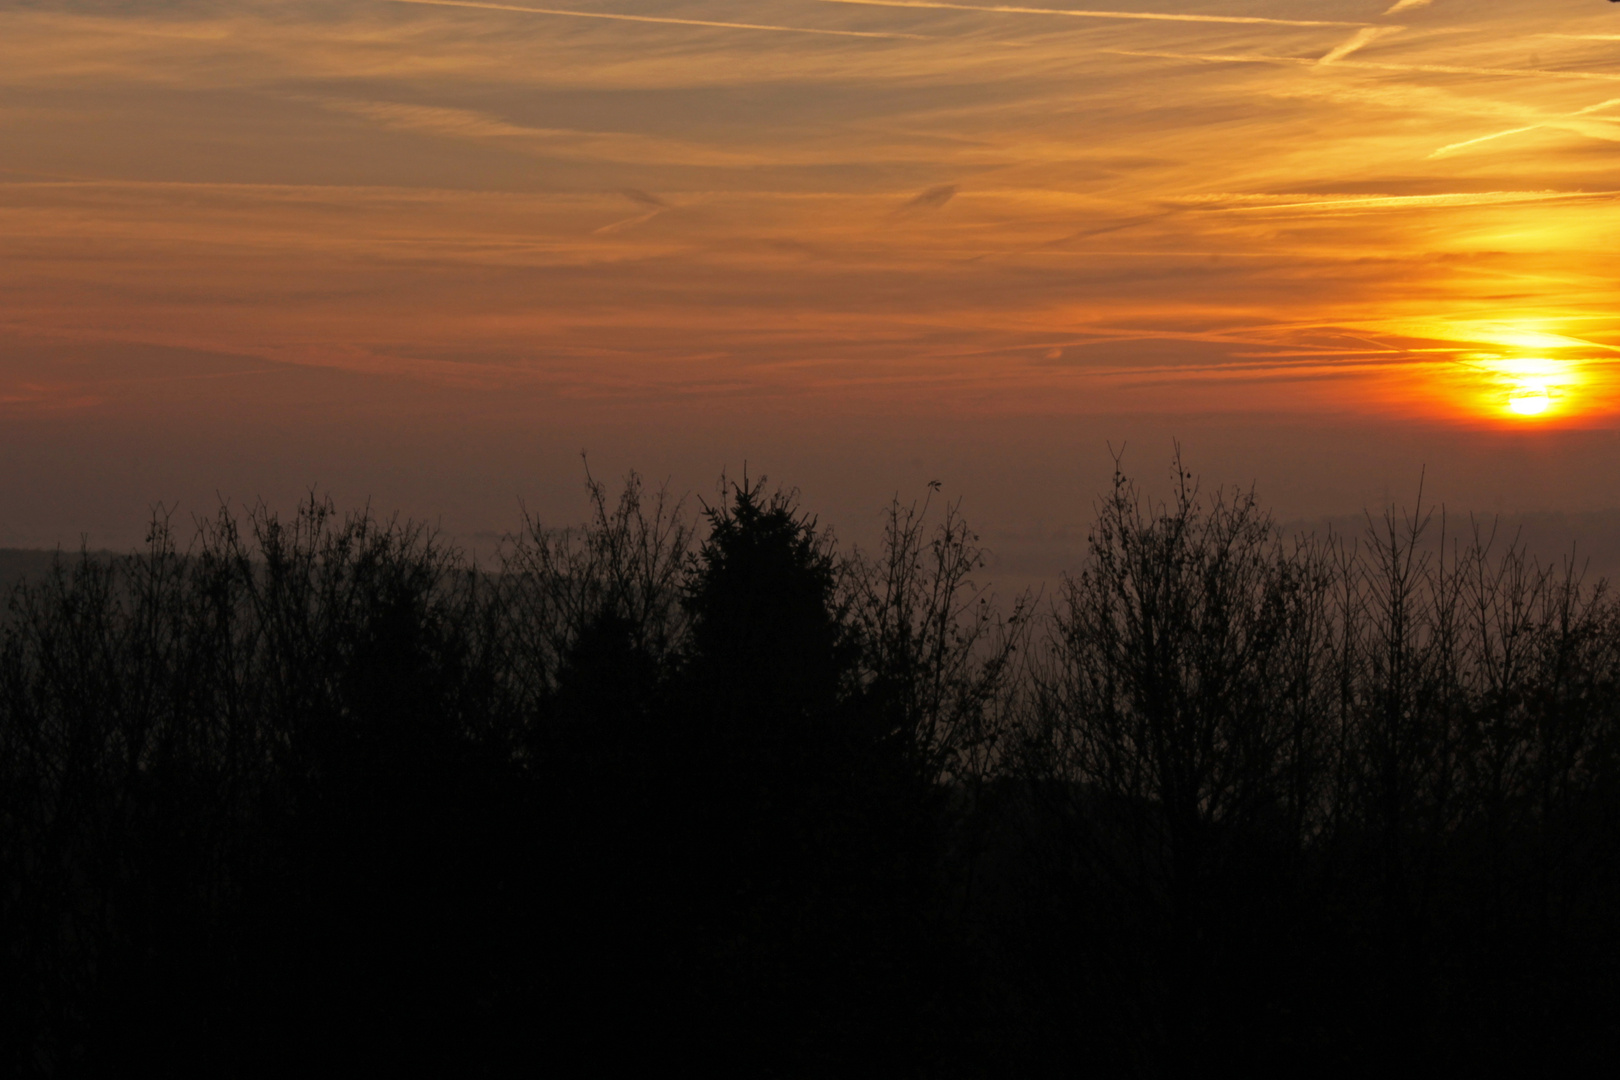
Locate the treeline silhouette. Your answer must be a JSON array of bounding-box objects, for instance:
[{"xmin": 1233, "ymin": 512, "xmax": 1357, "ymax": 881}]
[{"xmin": 2, "ymin": 463, "xmax": 1617, "ymax": 1075}]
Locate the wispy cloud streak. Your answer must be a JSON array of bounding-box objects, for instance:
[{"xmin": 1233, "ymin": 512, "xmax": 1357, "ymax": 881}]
[
  {"xmin": 1429, "ymin": 98, "xmax": 1620, "ymax": 158},
  {"xmin": 896, "ymin": 184, "xmax": 957, "ymax": 211},
  {"xmin": 596, "ymin": 188, "xmax": 670, "ymax": 232},
  {"xmin": 1195, "ymin": 191, "xmax": 1620, "ymax": 213},
  {"xmin": 812, "ymin": 0, "xmax": 1372, "ymax": 29},
  {"xmin": 384, "ymin": 0, "xmax": 933, "ymax": 39},
  {"xmin": 1317, "ymin": 27, "xmax": 1400, "ymax": 67},
  {"xmin": 1106, "ymin": 49, "xmax": 1620, "ymax": 83}
]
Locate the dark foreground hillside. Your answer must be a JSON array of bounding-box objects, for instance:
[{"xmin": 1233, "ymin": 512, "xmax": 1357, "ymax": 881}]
[{"xmin": 2, "ymin": 467, "xmax": 1618, "ymax": 1076}]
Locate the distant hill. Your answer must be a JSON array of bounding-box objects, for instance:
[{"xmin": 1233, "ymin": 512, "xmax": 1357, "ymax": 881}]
[
  {"xmin": 10, "ymin": 506, "xmax": 1620, "ymax": 613},
  {"xmin": 0, "ymin": 548, "xmax": 117, "ymax": 596},
  {"xmin": 0, "ymin": 549, "xmax": 62, "ymax": 592},
  {"xmin": 980, "ymin": 508, "xmax": 1620, "ymax": 604},
  {"xmin": 1277, "ymin": 508, "xmax": 1620, "ymax": 587}
]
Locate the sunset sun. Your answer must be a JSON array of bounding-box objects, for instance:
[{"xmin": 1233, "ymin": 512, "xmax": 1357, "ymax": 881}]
[
  {"xmin": 1445, "ymin": 351, "xmax": 1593, "ymax": 422},
  {"xmin": 1508, "ymin": 388, "xmax": 1552, "ymax": 417},
  {"xmin": 1501, "ymin": 358, "xmax": 1564, "ymax": 418}
]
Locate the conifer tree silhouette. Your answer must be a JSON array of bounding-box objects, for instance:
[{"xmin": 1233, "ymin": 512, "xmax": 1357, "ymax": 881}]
[{"xmin": 672, "ymin": 477, "xmax": 926, "ymax": 1068}]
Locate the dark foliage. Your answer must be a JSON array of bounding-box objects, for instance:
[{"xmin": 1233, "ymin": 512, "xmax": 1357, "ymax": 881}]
[{"xmin": 2, "ymin": 462, "xmax": 1618, "ymax": 1076}]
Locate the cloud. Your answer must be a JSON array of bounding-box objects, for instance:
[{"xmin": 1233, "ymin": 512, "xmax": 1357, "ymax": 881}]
[
  {"xmin": 595, "ymin": 189, "xmax": 672, "ymax": 233},
  {"xmin": 1383, "ymin": 0, "xmax": 1431, "ymax": 14},
  {"xmin": 316, "ymin": 99, "xmax": 780, "ymax": 166},
  {"xmin": 383, "ymin": 0, "xmax": 934, "ymax": 40},
  {"xmin": 1186, "ymin": 190, "xmax": 1620, "ymax": 214},
  {"xmin": 899, "ymin": 184, "xmax": 958, "ymax": 211},
  {"xmin": 1317, "ymin": 27, "xmax": 1401, "ymax": 67},
  {"xmin": 812, "ymin": 1, "xmax": 1371, "ymax": 29},
  {"xmin": 1105, "ymin": 48, "xmax": 1620, "ymax": 84},
  {"xmin": 1428, "ymin": 97, "xmax": 1620, "ymax": 158}
]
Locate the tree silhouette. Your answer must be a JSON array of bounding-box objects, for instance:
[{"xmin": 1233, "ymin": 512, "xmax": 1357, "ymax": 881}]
[
  {"xmin": 669, "ymin": 477, "xmax": 936, "ymax": 1069},
  {"xmin": 2, "ymin": 462, "xmax": 1619, "ymax": 1077}
]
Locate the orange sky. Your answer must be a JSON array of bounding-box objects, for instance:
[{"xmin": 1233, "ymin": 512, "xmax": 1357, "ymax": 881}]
[{"xmin": 3, "ymin": 1, "xmax": 1620, "ymax": 558}]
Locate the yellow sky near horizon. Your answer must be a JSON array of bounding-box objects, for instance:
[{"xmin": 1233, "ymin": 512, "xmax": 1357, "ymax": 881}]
[{"xmin": 3, "ymin": 1, "xmax": 1620, "ymax": 547}]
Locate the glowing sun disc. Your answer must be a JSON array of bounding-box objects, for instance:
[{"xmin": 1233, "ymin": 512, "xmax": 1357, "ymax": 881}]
[{"xmin": 1508, "ymin": 390, "xmax": 1551, "ymax": 416}]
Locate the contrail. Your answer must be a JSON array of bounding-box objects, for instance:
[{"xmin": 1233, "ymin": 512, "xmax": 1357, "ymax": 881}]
[
  {"xmin": 1428, "ymin": 125, "xmax": 1543, "ymax": 158},
  {"xmin": 811, "ymin": 0, "xmax": 1373, "ymax": 30},
  {"xmin": 1211, "ymin": 190, "xmax": 1620, "ymax": 213},
  {"xmin": 1107, "ymin": 48, "xmax": 1620, "ymax": 83},
  {"xmin": 597, "ymin": 188, "xmax": 670, "ymax": 233},
  {"xmin": 1317, "ymin": 26, "xmax": 1400, "ymax": 67},
  {"xmin": 383, "ymin": 0, "xmax": 933, "ymax": 39},
  {"xmin": 620, "ymin": 189, "xmax": 668, "ymax": 209},
  {"xmin": 1430, "ymin": 98, "xmax": 1620, "ymax": 158}
]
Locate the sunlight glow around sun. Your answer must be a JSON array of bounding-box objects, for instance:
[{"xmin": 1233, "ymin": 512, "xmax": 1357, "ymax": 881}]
[
  {"xmin": 1421, "ymin": 346, "xmax": 1604, "ymax": 425},
  {"xmin": 1488, "ymin": 356, "xmax": 1577, "ymax": 421}
]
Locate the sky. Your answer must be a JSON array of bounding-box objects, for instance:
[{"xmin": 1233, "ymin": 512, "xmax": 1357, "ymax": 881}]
[{"xmin": 3, "ymin": 0, "xmax": 1620, "ymax": 572}]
